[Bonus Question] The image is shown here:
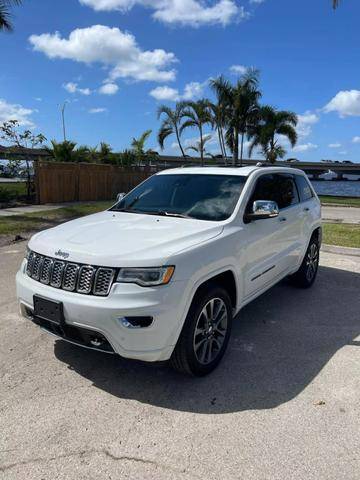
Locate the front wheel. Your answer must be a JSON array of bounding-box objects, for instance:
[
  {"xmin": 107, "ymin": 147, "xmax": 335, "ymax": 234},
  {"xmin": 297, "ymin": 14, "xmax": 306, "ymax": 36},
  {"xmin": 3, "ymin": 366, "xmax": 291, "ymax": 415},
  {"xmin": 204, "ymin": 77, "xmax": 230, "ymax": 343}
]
[
  {"xmin": 170, "ymin": 285, "xmax": 233, "ymax": 376},
  {"xmin": 289, "ymin": 236, "xmax": 320, "ymax": 288}
]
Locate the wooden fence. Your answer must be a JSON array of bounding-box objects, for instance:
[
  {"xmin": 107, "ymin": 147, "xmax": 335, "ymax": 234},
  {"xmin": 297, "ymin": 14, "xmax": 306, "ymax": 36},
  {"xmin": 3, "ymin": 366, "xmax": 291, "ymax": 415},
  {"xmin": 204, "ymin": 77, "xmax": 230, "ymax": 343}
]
[{"xmin": 35, "ymin": 162, "xmax": 159, "ymax": 204}]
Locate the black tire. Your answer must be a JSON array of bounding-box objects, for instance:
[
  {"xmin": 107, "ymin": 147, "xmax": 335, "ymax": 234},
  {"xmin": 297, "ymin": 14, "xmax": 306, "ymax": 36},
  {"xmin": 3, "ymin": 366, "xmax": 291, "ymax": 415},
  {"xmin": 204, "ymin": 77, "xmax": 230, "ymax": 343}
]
[
  {"xmin": 289, "ymin": 235, "xmax": 320, "ymax": 288},
  {"xmin": 170, "ymin": 284, "xmax": 233, "ymax": 376}
]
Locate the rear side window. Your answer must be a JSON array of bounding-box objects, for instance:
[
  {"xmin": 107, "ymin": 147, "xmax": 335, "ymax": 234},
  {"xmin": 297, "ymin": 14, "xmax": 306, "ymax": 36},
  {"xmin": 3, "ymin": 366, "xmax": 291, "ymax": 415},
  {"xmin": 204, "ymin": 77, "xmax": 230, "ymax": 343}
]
[
  {"xmin": 249, "ymin": 173, "xmax": 299, "ymax": 211},
  {"xmin": 295, "ymin": 175, "xmax": 314, "ymax": 202}
]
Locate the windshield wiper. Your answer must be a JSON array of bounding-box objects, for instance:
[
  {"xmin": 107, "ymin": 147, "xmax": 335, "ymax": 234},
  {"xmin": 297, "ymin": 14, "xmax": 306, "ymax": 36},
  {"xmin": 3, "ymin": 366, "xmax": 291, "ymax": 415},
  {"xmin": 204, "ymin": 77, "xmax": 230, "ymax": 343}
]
[{"xmin": 153, "ymin": 211, "xmax": 191, "ymax": 219}]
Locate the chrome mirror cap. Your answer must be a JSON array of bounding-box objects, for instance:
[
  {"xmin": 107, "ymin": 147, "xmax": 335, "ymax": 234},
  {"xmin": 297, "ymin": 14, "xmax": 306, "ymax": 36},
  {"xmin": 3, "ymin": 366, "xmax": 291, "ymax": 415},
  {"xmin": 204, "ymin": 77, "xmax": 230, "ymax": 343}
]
[
  {"xmin": 245, "ymin": 200, "xmax": 279, "ymax": 222},
  {"xmin": 116, "ymin": 192, "xmax": 126, "ymax": 202}
]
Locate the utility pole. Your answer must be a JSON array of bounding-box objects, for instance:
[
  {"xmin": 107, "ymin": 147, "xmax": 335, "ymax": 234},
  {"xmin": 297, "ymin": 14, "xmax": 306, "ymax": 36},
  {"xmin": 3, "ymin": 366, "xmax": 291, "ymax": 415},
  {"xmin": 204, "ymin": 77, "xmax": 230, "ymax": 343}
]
[{"xmin": 60, "ymin": 101, "xmax": 69, "ymax": 141}]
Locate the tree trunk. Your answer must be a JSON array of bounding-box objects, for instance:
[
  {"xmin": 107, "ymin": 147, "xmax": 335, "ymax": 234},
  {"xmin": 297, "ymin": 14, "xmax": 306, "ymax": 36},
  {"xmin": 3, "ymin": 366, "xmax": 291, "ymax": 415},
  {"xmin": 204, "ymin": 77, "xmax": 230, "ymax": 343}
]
[
  {"xmin": 199, "ymin": 125, "xmax": 204, "ymax": 167},
  {"xmin": 220, "ymin": 128, "xmax": 228, "ymax": 162},
  {"xmin": 233, "ymin": 128, "xmax": 239, "ymax": 166},
  {"xmin": 175, "ymin": 126, "xmax": 186, "ymax": 158},
  {"xmin": 217, "ymin": 127, "xmax": 225, "ymax": 164},
  {"xmin": 240, "ymin": 132, "xmax": 245, "ymax": 167}
]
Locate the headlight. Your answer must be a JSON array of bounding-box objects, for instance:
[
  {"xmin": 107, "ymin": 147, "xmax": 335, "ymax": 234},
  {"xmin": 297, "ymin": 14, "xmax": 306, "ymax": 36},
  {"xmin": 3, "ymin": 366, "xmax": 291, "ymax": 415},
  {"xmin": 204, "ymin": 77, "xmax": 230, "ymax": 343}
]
[
  {"xmin": 116, "ymin": 266, "xmax": 175, "ymax": 287},
  {"xmin": 25, "ymin": 246, "xmax": 31, "ymax": 260}
]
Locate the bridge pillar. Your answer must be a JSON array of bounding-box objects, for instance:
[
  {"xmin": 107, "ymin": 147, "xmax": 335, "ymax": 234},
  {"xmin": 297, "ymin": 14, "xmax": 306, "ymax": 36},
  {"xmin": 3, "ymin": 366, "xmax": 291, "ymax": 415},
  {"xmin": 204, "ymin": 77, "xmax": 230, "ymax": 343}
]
[
  {"xmin": 336, "ymin": 172, "xmax": 344, "ymax": 180},
  {"xmin": 311, "ymin": 172, "xmax": 321, "ymax": 180}
]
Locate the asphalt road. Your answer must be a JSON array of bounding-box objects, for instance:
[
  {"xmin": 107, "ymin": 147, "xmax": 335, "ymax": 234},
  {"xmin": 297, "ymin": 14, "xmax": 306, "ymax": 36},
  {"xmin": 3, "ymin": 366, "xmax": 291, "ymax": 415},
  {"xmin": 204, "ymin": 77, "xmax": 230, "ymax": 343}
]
[{"xmin": 1, "ymin": 243, "xmax": 359, "ymax": 480}]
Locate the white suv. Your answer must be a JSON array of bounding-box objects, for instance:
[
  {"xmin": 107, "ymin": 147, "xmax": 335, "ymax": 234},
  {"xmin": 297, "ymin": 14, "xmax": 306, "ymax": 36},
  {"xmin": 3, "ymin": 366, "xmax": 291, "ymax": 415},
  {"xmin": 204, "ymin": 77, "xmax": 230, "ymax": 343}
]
[{"xmin": 16, "ymin": 166, "xmax": 322, "ymax": 376}]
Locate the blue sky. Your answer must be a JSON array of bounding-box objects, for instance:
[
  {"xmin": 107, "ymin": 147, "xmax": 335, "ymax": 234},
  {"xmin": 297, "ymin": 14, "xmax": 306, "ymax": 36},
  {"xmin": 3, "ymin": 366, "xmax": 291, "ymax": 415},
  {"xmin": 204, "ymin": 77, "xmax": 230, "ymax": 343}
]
[{"xmin": 1, "ymin": 0, "xmax": 360, "ymax": 162}]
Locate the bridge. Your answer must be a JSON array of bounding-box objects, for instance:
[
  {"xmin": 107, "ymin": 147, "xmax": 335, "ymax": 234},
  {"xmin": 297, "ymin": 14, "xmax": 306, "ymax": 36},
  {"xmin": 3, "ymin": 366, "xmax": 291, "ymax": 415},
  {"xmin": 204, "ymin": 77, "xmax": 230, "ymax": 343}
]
[{"xmin": 156, "ymin": 156, "xmax": 360, "ymax": 179}]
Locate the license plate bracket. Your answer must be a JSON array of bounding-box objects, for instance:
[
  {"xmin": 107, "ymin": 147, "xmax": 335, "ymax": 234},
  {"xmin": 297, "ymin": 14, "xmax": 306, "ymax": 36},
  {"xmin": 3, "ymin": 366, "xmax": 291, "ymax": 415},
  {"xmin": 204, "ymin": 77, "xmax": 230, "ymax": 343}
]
[{"xmin": 33, "ymin": 295, "xmax": 64, "ymax": 325}]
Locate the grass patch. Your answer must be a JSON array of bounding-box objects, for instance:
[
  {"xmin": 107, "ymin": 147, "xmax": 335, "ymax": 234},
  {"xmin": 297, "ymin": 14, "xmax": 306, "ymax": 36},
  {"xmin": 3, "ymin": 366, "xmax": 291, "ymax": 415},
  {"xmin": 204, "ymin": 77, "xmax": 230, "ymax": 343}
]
[
  {"xmin": 323, "ymin": 223, "xmax": 360, "ymax": 249},
  {"xmin": 319, "ymin": 195, "xmax": 360, "ymax": 207},
  {"xmin": 0, "ymin": 201, "xmax": 112, "ymax": 236},
  {"xmin": 0, "ymin": 181, "xmax": 26, "ymax": 195}
]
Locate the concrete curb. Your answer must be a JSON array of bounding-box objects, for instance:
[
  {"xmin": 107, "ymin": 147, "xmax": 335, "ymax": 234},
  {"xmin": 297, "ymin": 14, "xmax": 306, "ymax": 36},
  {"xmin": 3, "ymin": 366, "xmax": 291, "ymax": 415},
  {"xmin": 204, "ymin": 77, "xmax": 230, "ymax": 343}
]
[
  {"xmin": 321, "ymin": 203, "xmax": 360, "ymax": 208},
  {"xmin": 321, "ymin": 244, "xmax": 360, "ymax": 257}
]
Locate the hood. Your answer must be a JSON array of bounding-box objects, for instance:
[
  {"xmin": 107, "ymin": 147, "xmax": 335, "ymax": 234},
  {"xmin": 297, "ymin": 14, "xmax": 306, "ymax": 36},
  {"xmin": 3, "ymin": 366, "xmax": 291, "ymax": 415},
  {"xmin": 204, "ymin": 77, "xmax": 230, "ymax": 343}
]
[{"xmin": 29, "ymin": 210, "xmax": 223, "ymax": 267}]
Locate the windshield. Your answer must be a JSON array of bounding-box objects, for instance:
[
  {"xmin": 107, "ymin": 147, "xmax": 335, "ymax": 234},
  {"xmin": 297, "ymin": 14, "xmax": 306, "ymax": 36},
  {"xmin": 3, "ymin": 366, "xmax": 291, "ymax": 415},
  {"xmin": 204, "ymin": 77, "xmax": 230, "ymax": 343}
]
[{"xmin": 111, "ymin": 173, "xmax": 247, "ymax": 221}]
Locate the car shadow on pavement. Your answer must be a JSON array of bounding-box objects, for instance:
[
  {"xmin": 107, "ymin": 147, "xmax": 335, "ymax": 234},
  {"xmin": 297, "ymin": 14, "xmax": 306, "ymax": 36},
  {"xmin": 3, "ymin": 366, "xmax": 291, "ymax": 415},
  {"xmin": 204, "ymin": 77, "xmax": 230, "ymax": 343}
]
[{"xmin": 54, "ymin": 265, "xmax": 360, "ymax": 414}]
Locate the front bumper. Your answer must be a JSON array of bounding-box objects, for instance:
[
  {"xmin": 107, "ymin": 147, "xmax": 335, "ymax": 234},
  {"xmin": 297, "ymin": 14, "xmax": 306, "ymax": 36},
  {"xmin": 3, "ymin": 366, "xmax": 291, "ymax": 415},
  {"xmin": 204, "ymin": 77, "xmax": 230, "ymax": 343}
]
[{"xmin": 16, "ymin": 261, "xmax": 188, "ymax": 362}]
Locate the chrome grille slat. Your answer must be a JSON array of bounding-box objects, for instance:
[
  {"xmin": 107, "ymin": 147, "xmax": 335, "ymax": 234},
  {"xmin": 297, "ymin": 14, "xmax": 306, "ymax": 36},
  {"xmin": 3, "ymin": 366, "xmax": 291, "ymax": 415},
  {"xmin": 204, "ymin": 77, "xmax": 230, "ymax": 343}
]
[
  {"xmin": 77, "ymin": 266, "xmax": 95, "ymax": 294},
  {"xmin": 51, "ymin": 261, "xmax": 65, "ymax": 288},
  {"xmin": 32, "ymin": 254, "xmax": 43, "ymax": 281},
  {"xmin": 25, "ymin": 250, "xmax": 115, "ymax": 297},
  {"xmin": 62, "ymin": 263, "xmax": 80, "ymax": 292},
  {"xmin": 40, "ymin": 258, "xmax": 53, "ymax": 285},
  {"xmin": 94, "ymin": 268, "xmax": 115, "ymax": 296}
]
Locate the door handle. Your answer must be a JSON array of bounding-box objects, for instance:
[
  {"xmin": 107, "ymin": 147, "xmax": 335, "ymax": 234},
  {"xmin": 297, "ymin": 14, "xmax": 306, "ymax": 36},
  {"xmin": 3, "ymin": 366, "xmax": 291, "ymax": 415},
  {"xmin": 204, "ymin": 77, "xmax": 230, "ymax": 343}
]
[
  {"xmin": 279, "ymin": 217, "xmax": 287, "ymax": 222},
  {"xmin": 304, "ymin": 207, "xmax": 310, "ymax": 212}
]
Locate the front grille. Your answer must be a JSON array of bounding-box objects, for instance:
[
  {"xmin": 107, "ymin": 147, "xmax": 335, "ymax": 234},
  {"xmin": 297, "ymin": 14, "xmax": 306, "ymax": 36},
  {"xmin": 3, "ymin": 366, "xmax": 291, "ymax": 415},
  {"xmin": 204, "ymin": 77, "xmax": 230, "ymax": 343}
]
[{"xmin": 26, "ymin": 251, "xmax": 116, "ymax": 296}]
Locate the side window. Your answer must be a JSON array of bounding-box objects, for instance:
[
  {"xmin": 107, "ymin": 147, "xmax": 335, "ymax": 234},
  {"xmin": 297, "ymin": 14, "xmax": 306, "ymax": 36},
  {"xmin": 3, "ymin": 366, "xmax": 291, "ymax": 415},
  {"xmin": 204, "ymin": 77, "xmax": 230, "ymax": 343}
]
[
  {"xmin": 295, "ymin": 175, "xmax": 314, "ymax": 202},
  {"xmin": 275, "ymin": 174, "xmax": 299, "ymax": 209},
  {"xmin": 247, "ymin": 174, "xmax": 277, "ymax": 212},
  {"xmin": 248, "ymin": 173, "xmax": 299, "ymax": 212}
]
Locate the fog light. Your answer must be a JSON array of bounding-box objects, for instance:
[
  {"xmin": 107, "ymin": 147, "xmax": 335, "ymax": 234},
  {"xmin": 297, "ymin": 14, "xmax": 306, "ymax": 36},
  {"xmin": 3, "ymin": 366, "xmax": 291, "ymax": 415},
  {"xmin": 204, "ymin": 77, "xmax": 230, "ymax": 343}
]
[
  {"xmin": 119, "ymin": 316, "xmax": 153, "ymax": 329},
  {"xmin": 90, "ymin": 337, "xmax": 104, "ymax": 347}
]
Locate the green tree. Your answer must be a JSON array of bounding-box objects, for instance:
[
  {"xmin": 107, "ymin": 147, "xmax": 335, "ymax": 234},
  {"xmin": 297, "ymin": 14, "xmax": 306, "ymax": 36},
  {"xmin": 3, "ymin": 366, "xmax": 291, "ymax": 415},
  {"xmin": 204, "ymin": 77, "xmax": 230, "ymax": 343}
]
[
  {"xmin": 47, "ymin": 140, "xmax": 77, "ymax": 163},
  {"xmin": 0, "ymin": 0, "xmax": 22, "ymax": 32},
  {"xmin": 157, "ymin": 103, "xmax": 187, "ymax": 158},
  {"xmin": 210, "ymin": 70, "xmax": 262, "ymax": 166},
  {"xmin": 131, "ymin": 129, "xmax": 154, "ymax": 165},
  {"xmin": 180, "ymin": 100, "xmax": 213, "ymax": 167},
  {"xmin": 98, "ymin": 142, "xmax": 112, "ymax": 163},
  {"xmin": 248, "ymin": 106, "xmax": 298, "ymax": 164},
  {"xmin": 0, "ymin": 120, "xmax": 46, "ymax": 199},
  {"xmin": 208, "ymin": 101, "xmax": 228, "ymax": 163},
  {"xmin": 186, "ymin": 134, "xmax": 213, "ymax": 159}
]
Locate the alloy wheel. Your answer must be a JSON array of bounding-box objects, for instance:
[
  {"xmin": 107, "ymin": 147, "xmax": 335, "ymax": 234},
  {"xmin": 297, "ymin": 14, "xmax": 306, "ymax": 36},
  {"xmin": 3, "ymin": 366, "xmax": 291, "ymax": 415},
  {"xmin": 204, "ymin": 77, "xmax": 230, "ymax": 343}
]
[
  {"xmin": 193, "ymin": 297, "xmax": 228, "ymax": 365},
  {"xmin": 306, "ymin": 243, "xmax": 319, "ymax": 282}
]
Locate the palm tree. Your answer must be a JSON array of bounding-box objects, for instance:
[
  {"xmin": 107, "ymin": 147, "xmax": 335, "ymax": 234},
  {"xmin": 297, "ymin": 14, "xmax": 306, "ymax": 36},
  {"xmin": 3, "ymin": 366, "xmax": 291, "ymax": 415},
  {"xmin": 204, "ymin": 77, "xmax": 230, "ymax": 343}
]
[
  {"xmin": 158, "ymin": 103, "xmax": 187, "ymax": 158},
  {"xmin": 47, "ymin": 140, "xmax": 77, "ymax": 163},
  {"xmin": 186, "ymin": 134, "xmax": 213, "ymax": 158},
  {"xmin": 248, "ymin": 106, "xmax": 298, "ymax": 164},
  {"xmin": 0, "ymin": 0, "xmax": 22, "ymax": 32},
  {"xmin": 180, "ymin": 100, "xmax": 213, "ymax": 166},
  {"xmin": 208, "ymin": 101, "xmax": 228, "ymax": 163},
  {"xmin": 131, "ymin": 130, "xmax": 152, "ymax": 156},
  {"xmin": 210, "ymin": 70, "xmax": 262, "ymax": 166},
  {"xmin": 333, "ymin": 0, "xmax": 340, "ymax": 8}
]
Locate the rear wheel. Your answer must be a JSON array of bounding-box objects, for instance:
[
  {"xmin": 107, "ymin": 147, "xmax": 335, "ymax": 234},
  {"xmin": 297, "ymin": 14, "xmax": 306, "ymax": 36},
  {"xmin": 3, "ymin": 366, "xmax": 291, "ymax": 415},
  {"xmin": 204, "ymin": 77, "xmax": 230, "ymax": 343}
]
[
  {"xmin": 170, "ymin": 285, "xmax": 232, "ymax": 376},
  {"xmin": 289, "ymin": 236, "xmax": 320, "ymax": 288}
]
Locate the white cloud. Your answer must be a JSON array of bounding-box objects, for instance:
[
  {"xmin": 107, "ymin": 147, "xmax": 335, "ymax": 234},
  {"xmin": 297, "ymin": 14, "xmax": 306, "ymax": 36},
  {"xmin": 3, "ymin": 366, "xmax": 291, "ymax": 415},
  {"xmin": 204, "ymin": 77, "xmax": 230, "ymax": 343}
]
[
  {"xmin": 328, "ymin": 143, "xmax": 341, "ymax": 148},
  {"xmin": 63, "ymin": 82, "xmax": 91, "ymax": 95},
  {"xmin": 229, "ymin": 64, "xmax": 248, "ymax": 75},
  {"xmin": 293, "ymin": 142, "xmax": 318, "ymax": 153},
  {"xmin": 99, "ymin": 83, "xmax": 119, "ymax": 95},
  {"xmin": 89, "ymin": 107, "xmax": 107, "ymax": 113},
  {"xmin": 338, "ymin": 150, "xmax": 348, "ymax": 155},
  {"xmin": 0, "ymin": 98, "xmax": 35, "ymax": 127},
  {"xmin": 79, "ymin": 0, "xmax": 246, "ymax": 27},
  {"xmin": 352, "ymin": 136, "xmax": 360, "ymax": 143},
  {"xmin": 150, "ymin": 80, "xmax": 206, "ymax": 101},
  {"xmin": 29, "ymin": 25, "xmax": 177, "ymax": 83},
  {"xmin": 324, "ymin": 90, "xmax": 360, "ymax": 117},
  {"xmin": 150, "ymin": 86, "xmax": 180, "ymax": 101},
  {"xmin": 250, "ymin": 0, "xmax": 265, "ymax": 4},
  {"xmin": 297, "ymin": 111, "xmax": 319, "ymax": 137}
]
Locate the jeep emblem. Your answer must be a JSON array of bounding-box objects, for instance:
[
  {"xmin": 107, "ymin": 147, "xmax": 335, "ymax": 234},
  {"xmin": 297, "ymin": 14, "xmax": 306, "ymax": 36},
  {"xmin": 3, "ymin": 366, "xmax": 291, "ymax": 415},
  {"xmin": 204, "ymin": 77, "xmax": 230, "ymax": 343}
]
[{"xmin": 55, "ymin": 249, "xmax": 70, "ymax": 259}]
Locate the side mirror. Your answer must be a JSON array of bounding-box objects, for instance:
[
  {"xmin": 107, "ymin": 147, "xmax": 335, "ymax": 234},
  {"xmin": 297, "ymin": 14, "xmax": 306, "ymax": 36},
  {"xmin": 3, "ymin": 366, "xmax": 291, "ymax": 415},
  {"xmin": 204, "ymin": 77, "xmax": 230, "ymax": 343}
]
[
  {"xmin": 245, "ymin": 200, "xmax": 279, "ymax": 222},
  {"xmin": 116, "ymin": 192, "xmax": 126, "ymax": 202}
]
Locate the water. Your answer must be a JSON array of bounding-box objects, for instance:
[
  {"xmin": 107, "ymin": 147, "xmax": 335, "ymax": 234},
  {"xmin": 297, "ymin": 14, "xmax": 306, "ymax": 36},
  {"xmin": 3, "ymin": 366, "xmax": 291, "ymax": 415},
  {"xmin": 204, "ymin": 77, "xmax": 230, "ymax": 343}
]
[{"xmin": 311, "ymin": 180, "xmax": 360, "ymax": 197}]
